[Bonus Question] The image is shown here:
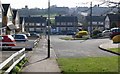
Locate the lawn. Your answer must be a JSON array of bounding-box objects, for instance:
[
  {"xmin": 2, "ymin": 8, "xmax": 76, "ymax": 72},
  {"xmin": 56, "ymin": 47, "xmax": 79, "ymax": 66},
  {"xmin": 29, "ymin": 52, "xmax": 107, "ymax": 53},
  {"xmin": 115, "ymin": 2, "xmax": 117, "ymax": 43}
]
[
  {"xmin": 57, "ymin": 56, "xmax": 119, "ymax": 74},
  {"xmin": 108, "ymin": 48, "xmax": 120, "ymax": 53}
]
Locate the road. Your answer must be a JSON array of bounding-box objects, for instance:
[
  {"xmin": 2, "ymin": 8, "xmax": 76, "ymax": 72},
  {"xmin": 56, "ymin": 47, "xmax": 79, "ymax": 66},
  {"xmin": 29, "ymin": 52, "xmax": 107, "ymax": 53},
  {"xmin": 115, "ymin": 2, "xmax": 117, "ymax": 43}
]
[
  {"xmin": 0, "ymin": 38, "xmax": 38, "ymax": 63},
  {"xmin": 51, "ymin": 35, "xmax": 116, "ymax": 58}
]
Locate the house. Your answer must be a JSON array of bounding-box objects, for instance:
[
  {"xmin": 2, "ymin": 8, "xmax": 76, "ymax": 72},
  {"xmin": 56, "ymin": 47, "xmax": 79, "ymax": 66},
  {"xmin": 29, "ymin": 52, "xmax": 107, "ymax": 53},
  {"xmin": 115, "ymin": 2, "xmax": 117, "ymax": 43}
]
[
  {"xmin": 0, "ymin": 1, "xmax": 6, "ymax": 35},
  {"xmin": 0, "ymin": 1, "xmax": 3, "ymax": 35},
  {"xmin": 2, "ymin": 4, "xmax": 16, "ymax": 35},
  {"xmin": 85, "ymin": 16, "xmax": 105, "ymax": 32},
  {"xmin": 13, "ymin": 9, "xmax": 20, "ymax": 33},
  {"xmin": 23, "ymin": 16, "xmax": 47, "ymax": 33},
  {"xmin": 20, "ymin": 17, "xmax": 25, "ymax": 33},
  {"xmin": 105, "ymin": 14, "xmax": 120, "ymax": 29},
  {"xmin": 55, "ymin": 15, "xmax": 78, "ymax": 34}
]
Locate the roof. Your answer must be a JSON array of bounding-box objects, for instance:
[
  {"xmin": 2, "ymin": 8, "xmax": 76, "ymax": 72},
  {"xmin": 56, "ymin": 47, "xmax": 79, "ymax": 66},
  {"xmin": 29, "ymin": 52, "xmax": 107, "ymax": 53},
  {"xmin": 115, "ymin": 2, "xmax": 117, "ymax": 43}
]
[
  {"xmin": 107, "ymin": 14, "xmax": 120, "ymax": 21},
  {"xmin": 2, "ymin": 4, "xmax": 10, "ymax": 16},
  {"xmin": 13, "ymin": 9, "xmax": 18, "ymax": 19},
  {"xmin": 55, "ymin": 16, "xmax": 78, "ymax": 22},
  {"xmin": 86, "ymin": 16, "xmax": 105, "ymax": 22},
  {"xmin": 21, "ymin": 17, "xmax": 47, "ymax": 23},
  {"xmin": 0, "ymin": 2, "xmax": 4, "ymax": 12}
]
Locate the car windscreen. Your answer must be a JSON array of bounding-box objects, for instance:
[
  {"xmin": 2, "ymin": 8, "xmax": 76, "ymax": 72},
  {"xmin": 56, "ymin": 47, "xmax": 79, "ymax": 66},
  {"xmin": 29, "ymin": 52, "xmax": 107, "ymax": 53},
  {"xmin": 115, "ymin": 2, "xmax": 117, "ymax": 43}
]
[
  {"xmin": 14, "ymin": 35, "xmax": 25, "ymax": 39},
  {"xmin": 111, "ymin": 29, "xmax": 120, "ymax": 32}
]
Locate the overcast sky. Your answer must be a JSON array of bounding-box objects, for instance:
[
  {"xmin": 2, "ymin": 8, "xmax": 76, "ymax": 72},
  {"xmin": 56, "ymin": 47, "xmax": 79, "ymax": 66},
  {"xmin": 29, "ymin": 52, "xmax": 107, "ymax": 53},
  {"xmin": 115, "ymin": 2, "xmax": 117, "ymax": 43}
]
[{"xmin": 1, "ymin": 0, "xmax": 119, "ymax": 9}]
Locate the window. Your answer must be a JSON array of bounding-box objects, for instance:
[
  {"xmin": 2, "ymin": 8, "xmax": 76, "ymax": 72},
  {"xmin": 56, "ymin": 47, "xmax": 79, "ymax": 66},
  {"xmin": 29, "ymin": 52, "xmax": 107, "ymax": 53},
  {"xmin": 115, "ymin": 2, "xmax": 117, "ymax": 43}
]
[
  {"xmin": 61, "ymin": 22, "xmax": 66, "ymax": 25},
  {"xmin": 67, "ymin": 27, "xmax": 73, "ymax": 31},
  {"xmin": 92, "ymin": 22, "xmax": 97, "ymax": 25},
  {"xmin": 29, "ymin": 28, "xmax": 34, "ymax": 31},
  {"xmin": 67, "ymin": 22, "xmax": 72, "ymax": 25},
  {"xmin": 29, "ymin": 23, "xmax": 34, "ymax": 26},
  {"xmin": 98, "ymin": 22, "xmax": 104, "ymax": 25},
  {"xmin": 36, "ymin": 23, "xmax": 40, "ymax": 26},
  {"xmin": 36, "ymin": 28, "xmax": 41, "ymax": 31},
  {"xmin": 57, "ymin": 22, "xmax": 60, "ymax": 25},
  {"xmin": 8, "ymin": 16, "xmax": 12, "ymax": 22},
  {"xmin": 42, "ymin": 23, "xmax": 45, "ymax": 26},
  {"xmin": 61, "ymin": 27, "xmax": 66, "ymax": 31},
  {"xmin": 25, "ymin": 23, "xmax": 28, "ymax": 26}
]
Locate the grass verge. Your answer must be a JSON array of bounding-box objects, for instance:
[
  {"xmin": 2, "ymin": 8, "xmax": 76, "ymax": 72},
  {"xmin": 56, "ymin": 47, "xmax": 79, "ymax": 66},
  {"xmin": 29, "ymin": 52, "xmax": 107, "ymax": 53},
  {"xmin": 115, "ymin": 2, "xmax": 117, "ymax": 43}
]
[
  {"xmin": 108, "ymin": 48, "xmax": 120, "ymax": 53},
  {"xmin": 57, "ymin": 56, "xmax": 119, "ymax": 73}
]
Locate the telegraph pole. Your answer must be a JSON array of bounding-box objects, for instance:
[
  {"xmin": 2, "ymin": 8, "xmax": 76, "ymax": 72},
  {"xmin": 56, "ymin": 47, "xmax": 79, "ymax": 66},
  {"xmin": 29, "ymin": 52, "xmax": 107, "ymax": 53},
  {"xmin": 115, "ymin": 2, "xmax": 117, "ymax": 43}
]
[
  {"xmin": 90, "ymin": 2, "xmax": 93, "ymax": 38},
  {"xmin": 47, "ymin": 0, "xmax": 50, "ymax": 58}
]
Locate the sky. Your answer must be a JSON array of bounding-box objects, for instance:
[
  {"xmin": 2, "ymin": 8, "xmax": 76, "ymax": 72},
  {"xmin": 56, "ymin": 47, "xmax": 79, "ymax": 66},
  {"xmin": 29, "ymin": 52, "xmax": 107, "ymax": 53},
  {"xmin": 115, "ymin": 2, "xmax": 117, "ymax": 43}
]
[{"xmin": 1, "ymin": 0, "xmax": 120, "ymax": 9}]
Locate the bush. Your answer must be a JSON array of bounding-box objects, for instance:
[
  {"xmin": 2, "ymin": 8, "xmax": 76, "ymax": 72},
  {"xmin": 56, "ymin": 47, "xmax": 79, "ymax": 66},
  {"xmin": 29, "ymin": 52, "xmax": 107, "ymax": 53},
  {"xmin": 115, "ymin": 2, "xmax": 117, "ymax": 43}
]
[
  {"xmin": 112, "ymin": 35, "xmax": 120, "ymax": 43},
  {"xmin": 92, "ymin": 29, "xmax": 102, "ymax": 38},
  {"xmin": 12, "ymin": 66, "xmax": 21, "ymax": 73},
  {"xmin": 75, "ymin": 31, "xmax": 88, "ymax": 38}
]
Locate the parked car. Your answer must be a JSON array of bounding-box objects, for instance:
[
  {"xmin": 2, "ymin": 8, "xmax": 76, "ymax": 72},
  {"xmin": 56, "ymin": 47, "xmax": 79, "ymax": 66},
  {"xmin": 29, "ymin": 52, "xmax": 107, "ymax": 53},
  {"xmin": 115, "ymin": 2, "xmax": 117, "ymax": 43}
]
[
  {"xmin": 66, "ymin": 31, "xmax": 76, "ymax": 35},
  {"xmin": 26, "ymin": 33, "xmax": 31, "ymax": 37},
  {"xmin": 110, "ymin": 28, "xmax": 120, "ymax": 39},
  {"xmin": 21, "ymin": 33, "xmax": 31, "ymax": 37},
  {"xmin": 0, "ymin": 35, "xmax": 16, "ymax": 46},
  {"xmin": 102, "ymin": 30, "xmax": 111, "ymax": 37},
  {"xmin": 30, "ymin": 33, "xmax": 40, "ymax": 38},
  {"xmin": 12, "ymin": 34, "xmax": 28, "ymax": 42}
]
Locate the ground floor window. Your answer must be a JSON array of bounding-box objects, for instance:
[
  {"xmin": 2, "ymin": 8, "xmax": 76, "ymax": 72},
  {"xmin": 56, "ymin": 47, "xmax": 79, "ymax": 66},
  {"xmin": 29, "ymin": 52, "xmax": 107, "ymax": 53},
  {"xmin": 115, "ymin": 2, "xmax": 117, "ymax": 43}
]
[{"xmin": 29, "ymin": 28, "xmax": 34, "ymax": 31}]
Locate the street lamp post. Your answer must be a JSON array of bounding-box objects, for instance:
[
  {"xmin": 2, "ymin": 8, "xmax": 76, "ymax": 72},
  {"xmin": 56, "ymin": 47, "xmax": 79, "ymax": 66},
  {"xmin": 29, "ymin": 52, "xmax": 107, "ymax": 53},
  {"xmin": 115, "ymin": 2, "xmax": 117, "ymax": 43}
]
[
  {"xmin": 47, "ymin": 0, "xmax": 50, "ymax": 58},
  {"xmin": 90, "ymin": 2, "xmax": 93, "ymax": 38}
]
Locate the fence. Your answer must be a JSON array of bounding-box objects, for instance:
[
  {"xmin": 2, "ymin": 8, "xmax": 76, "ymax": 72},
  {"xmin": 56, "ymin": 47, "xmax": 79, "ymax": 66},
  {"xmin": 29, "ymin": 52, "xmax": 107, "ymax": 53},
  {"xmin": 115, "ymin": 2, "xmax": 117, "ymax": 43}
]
[{"xmin": 0, "ymin": 48, "xmax": 26, "ymax": 73}]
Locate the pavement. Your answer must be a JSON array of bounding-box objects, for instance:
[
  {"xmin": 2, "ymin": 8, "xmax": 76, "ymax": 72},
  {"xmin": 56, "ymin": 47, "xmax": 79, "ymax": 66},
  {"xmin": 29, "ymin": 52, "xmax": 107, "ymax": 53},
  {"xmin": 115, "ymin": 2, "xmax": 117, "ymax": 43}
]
[
  {"xmin": 99, "ymin": 40, "xmax": 120, "ymax": 55},
  {"xmin": 21, "ymin": 37, "xmax": 61, "ymax": 73}
]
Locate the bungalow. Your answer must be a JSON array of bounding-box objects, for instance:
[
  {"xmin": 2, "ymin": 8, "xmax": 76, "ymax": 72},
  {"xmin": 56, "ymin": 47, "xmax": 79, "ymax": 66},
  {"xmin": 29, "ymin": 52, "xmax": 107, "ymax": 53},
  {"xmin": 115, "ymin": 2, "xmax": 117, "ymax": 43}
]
[
  {"xmin": 85, "ymin": 16, "xmax": 105, "ymax": 32},
  {"xmin": 55, "ymin": 15, "xmax": 78, "ymax": 34},
  {"xmin": 23, "ymin": 16, "xmax": 47, "ymax": 33},
  {"xmin": 13, "ymin": 9, "xmax": 20, "ymax": 33},
  {"xmin": 2, "ymin": 4, "xmax": 16, "ymax": 35},
  {"xmin": 105, "ymin": 14, "xmax": 120, "ymax": 29}
]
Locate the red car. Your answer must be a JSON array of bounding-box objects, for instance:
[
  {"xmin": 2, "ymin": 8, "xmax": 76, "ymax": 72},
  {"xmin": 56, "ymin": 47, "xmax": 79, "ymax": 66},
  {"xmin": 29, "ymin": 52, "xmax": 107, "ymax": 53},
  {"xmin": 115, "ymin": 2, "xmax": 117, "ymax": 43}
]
[
  {"xmin": 110, "ymin": 28, "xmax": 120, "ymax": 39},
  {"xmin": 0, "ymin": 35, "xmax": 16, "ymax": 46}
]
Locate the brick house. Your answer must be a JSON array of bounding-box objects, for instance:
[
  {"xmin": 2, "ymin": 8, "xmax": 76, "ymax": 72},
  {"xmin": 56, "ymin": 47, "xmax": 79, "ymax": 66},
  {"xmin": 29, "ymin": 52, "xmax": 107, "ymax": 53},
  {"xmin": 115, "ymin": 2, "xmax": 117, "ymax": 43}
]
[
  {"xmin": 23, "ymin": 16, "xmax": 47, "ymax": 33},
  {"xmin": 85, "ymin": 16, "xmax": 105, "ymax": 32},
  {"xmin": 2, "ymin": 4, "xmax": 16, "ymax": 35},
  {"xmin": 55, "ymin": 15, "xmax": 78, "ymax": 34},
  {"xmin": 105, "ymin": 14, "xmax": 120, "ymax": 29}
]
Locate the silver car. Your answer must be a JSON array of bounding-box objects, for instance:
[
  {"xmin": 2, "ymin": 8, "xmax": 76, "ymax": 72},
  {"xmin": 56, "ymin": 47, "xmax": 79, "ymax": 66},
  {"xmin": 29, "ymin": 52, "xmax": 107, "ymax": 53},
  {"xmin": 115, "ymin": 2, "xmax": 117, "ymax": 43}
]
[{"xmin": 102, "ymin": 30, "xmax": 111, "ymax": 37}]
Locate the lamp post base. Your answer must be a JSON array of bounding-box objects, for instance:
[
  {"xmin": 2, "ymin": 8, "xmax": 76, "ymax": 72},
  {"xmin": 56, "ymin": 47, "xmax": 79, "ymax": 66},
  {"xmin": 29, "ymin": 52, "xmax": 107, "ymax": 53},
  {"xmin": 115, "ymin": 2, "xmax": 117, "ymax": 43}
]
[{"xmin": 47, "ymin": 39, "xmax": 50, "ymax": 58}]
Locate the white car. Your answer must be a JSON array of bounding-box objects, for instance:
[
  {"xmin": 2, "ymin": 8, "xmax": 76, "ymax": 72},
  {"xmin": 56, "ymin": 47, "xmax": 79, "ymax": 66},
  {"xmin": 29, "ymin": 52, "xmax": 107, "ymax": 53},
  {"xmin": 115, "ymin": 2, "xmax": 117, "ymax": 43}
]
[
  {"xmin": 102, "ymin": 30, "xmax": 111, "ymax": 37},
  {"xmin": 12, "ymin": 34, "xmax": 28, "ymax": 42}
]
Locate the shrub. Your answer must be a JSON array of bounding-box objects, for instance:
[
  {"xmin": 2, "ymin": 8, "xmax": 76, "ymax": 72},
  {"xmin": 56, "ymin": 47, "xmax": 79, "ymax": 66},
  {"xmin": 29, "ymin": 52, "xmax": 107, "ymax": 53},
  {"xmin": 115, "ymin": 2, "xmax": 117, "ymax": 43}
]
[
  {"xmin": 112, "ymin": 35, "xmax": 120, "ymax": 43},
  {"xmin": 92, "ymin": 29, "xmax": 102, "ymax": 36},
  {"xmin": 12, "ymin": 66, "xmax": 21, "ymax": 73},
  {"xmin": 17, "ymin": 63, "xmax": 23, "ymax": 68},
  {"xmin": 75, "ymin": 31, "xmax": 88, "ymax": 38},
  {"xmin": 92, "ymin": 29, "xmax": 102, "ymax": 38}
]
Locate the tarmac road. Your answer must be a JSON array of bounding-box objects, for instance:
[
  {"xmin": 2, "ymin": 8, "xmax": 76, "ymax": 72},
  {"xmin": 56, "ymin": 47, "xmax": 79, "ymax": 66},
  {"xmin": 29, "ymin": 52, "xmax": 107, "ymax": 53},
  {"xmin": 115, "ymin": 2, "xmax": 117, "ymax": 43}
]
[{"xmin": 51, "ymin": 35, "xmax": 116, "ymax": 58}]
